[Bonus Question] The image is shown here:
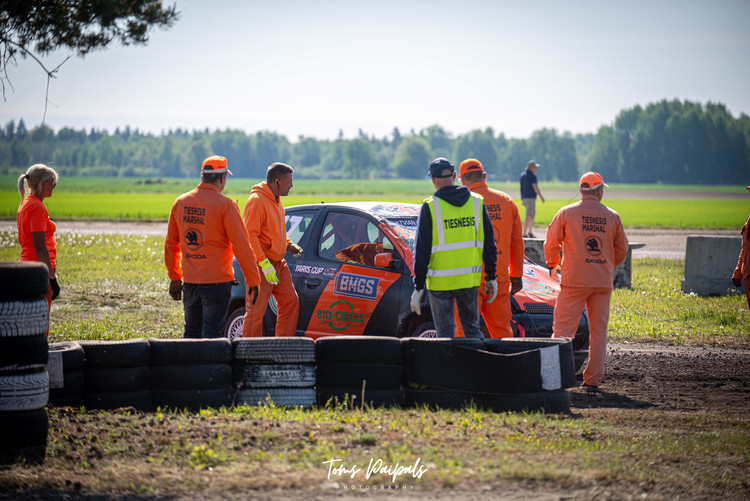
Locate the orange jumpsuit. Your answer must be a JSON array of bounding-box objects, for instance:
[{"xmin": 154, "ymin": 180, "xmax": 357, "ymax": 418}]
[
  {"xmin": 17, "ymin": 195, "xmax": 56, "ymax": 334},
  {"xmin": 242, "ymin": 182, "xmax": 299, "ymax": 337},
  {"xmin": 165, "ymin": 183, "xmax": 260, "ymax": 286},
  {"xmin": 456, "ymin": 181, "xmax": 524, "ymax": 337},
  {"xmin": 544, "ymin": 193, "xmax": 628, "ymax": 387},
  {"xmin": 732, "ymin": 213, "xmax": 750, "ymax": 309}
]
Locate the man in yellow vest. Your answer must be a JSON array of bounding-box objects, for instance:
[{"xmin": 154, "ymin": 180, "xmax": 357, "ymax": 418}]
[{"xmin": 410, "ymin": 157, "xmax": 498, "ymax": 338}]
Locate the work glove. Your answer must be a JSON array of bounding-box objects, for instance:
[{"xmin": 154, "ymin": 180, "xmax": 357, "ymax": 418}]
[
  {"xmin": 168, "ymin": 280, "xmax": 183, "ymax": 301},
  {"xmin": 510, "ymin": 276, "xmax": 523, "ymax": 295},
  {"xmin": 49, "ymin": 278, "xmax": 60, "ymax": 300},
  {"xmin": 410, "ymin": 289, "xmax": 425, "ymax": 315},
  {"xmin": 550, "ymin": 265, "xmax": 561, "ymax": 282},
  {"xmin": 288, "ymin": 242, "xmax": 303, "ymax": 257},
  {"xmin": 485, "ymin": 279, "xmax": 498, "ymax": 304},
  {"xmin": 732, "ymin": 277, "xmax": 743, "ymax": 288},
  {"xmin": 259, "ymin": 258, "xmax": 279, "ymax": 285},
  {"xmin": 248, "ymin": 285, "xmax": 259, "ymax": 305}
]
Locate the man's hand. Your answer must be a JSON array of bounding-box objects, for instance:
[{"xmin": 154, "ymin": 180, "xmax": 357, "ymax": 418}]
[
  {"xmin": 259, "ymin": 259, "xmax": 279, "ymax": 285},
  {"xmin": 248, "ymin": 285, "xmax": 259, "ymax": 305},
  {"xmin": 49, "ymin": 278, "xmax": 60, "ymax": 300},
  {"xmin": 485, "ymin": 279, "xmax": 498, "ymax": 303},
  {"xmin": 287, "ymin": 242, "xmax": 303, "ymax": 257},
  {"xmin": 550, "ymin": 265, "xmax": 561, "ymax": 282},
  {"xmin": 410, "ymin": 289, "xmax": 425, "ymax": 315},
  {"xmin": 732, "ymin": 277, "xmax": 743, "ymax": 288},
  {"xmin": 169, "ymin": 280, "xmax": 183, "ymax": 301},
  {"xmin": 510, "ymin": 276, "xmax": 523, "ymax": 295}
]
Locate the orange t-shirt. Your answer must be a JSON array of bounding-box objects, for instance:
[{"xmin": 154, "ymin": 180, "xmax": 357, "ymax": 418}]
[
  {"xmin": 544, "ymin": 194, "xmax": 629, "ymax": 288},
  {"xmin": 17, "ymin": 195, "xmax": 57, "ymax": 268},
  {"xmin": 466, "ymin": 181, "xmax": 524, "ymax": 281}
]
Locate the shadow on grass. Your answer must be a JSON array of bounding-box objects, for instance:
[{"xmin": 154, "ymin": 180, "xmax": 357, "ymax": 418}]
[{"xmin": 570, "ymin": 390, "xmax": 655, "ymax": 410}]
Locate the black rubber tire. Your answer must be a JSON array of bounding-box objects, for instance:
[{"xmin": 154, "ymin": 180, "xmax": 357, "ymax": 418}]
[
  {"xmin": 0, "ymin": 444, "xmax": 47, "ymax": 465},
  {"xmin": 0, "ymin": 369, "xmax": 49, "ymax": 411},
  {"xmin": 232, "ymin": 337, "xmax": 315, "ymax": 363},
  {"xmin": 78, "ymin": 339, "xmax": 150, "ymax": 368},
  {"xmin": 0, "ymin": 261, "xmax": 49, "ymax": 301},
  {"xmin": 0, "ymin": 408, "xmax": 49, "ymax": 448},
  {"xmin": 0, "ymin": 299, "xmax": 48, "ymax": 338},
  {"xmin": 316, "ymin": 363, "xmax": 403, "ymax": 390},
  {"xmin": 234, "ymin": 388, "xmax": 316, "ymax": 409},
  {"xmin": 404, "ymin": 388, "xmax": 482, "ymax": 410},
  {"xmin": 150, "ymin": 364, "xmax": 231, "ymax": 391},
  {"xmin": 484, "ymin": 390, "xmax": 571, "ymax": 413},
  {"xmin": 318, "ymin": 388, "xmax": 403, "ymax": 408},
  {"xmin": 315, "ymin": 336, "xmax": 403, "ymax": 364},
  {"xmin": 483, "ymin": 337, "xmax": 577, "ymax": 390},
  {"xmin": 83, "ymin": 390, "xmax": 151, "ymax": 411},
  {"xmin": 48, "ymin": 341, "xmax": 85, "ymax": 371},
  {"xmin": 401, "ymin": 337, "xmax": 483, "ymax": 361},
  {"xmin": 84, "ymin": 366, "xmax": 150, "ymax": 393},
  {"xmin": 151, "ymin": 389, "xmax": 233, "ymax": 411},
  {"xmin": 0, "ymin": 334, "xmax": 48, "ymax": 371},
  {"xmin": 49, "ymin": 370, "xmax": 84, "ymax": 407},
  {"xmin": 148, "ymin": 338, "xmax": 232, "ymax": 365},
  {"xmin": 224, "ymin": 307, "xmax": 245, "ymax": 340},
  {"xmin": 405, "ymin": 339, "xmax": 552, "ymax": 394},
  {"xmin": 232, "ymin": 363, "xmax": 316, "ymax": 388}
]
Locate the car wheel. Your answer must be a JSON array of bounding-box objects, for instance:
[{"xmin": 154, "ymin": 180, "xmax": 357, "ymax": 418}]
[
  {"xmin": 224, "ymin": 307, "xmax": 245, "ymax": 340},
  {"xmin": 411, "ymin": 322, "xmax": 437, "ymax": 338}
]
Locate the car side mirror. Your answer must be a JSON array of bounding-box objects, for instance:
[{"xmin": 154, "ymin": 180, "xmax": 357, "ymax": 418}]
[{"xmin": 373, "ymin": 252, "xmax": 393, "ymax": 269}]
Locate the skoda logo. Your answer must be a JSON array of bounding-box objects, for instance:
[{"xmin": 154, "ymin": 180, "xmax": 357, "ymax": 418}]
[
  {"xmin": 585, "ymin": 236, "xmax": 603, "ymax": 256},
  {"xmin": 185, "ymin": 228, "xmax": 203, "ymax": 250}
]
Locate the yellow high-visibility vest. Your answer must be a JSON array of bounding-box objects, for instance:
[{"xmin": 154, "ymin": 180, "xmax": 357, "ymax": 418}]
[{"xmin": 425, "ymin": 193, "xmax": 484, "ymax": 291}]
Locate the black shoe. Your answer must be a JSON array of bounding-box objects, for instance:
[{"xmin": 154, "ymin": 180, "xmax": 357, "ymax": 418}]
[
  {"xmin": 578, "ymin": 382, "xmax": 598, "ymax": 393},
  {"xmin": 528, "ymin": 233, "xmax": 535, "ymax": 238}
]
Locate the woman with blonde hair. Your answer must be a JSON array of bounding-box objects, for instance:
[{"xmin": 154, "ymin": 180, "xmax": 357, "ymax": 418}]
[{"xmin": 17, "ymin": 164, "xmax": 60, "ymax": 328}]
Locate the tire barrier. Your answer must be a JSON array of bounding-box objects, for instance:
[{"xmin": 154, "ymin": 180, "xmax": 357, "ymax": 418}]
[
  {"xmin": 316, "ymin": 337, "xmax": 404, "ymax": 408},
  {"xmin": 403, "ymin": 337, "xmax": 575, "ymax": 413},
  {"xmin": 0, "ymin": 261, "xmax": 49, "ymax": 465},
  {"xmin": 149, "ymin": 338, "xmax": 233, "ymax": 411},
  {"xmin": 78, "ymin": 339, "xmax": 151, "ymax": 411},
  {"xmin": 233, "ymin": 338, "xmax": 316, "ymax": 409},
  {"xmin": 47, "ymin": 342, "xmax": 85, "ymax": 407}
]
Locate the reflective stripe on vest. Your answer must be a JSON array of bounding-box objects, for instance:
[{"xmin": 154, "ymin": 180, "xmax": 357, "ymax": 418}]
[{"xmin": 425, "ymin": 194, "xmax": 484, "ymax": 290}]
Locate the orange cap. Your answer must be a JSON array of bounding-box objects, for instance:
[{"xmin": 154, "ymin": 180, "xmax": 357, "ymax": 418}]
[
  {"xmin": 579, "ymin": 172, "xmax": 608, "ymax": 190},
  {"xmin": 459, "ymin": 158, "xmax": 484, "ymax": 178},
  {"xmin": 201, "ymin": 155, "xmax": 232, "ymax": 175}
]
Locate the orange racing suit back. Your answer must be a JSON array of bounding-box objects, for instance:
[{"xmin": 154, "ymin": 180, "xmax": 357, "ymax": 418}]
[{"xmin": 165, "ymin": 182, "xmax": 260, "ymax": 287}]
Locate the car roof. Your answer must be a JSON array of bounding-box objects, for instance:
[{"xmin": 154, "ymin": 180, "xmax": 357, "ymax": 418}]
[{"xmin": 287, "ymin": 201, "xmax": 421, "ymax": 220}]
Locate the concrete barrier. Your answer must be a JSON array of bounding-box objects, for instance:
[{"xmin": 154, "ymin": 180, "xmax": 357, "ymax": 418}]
[
  {"xmin": 523, "ymin": 238, "xmax": 644, "ymax": 288},
  {"xmin": 681, "ymin": 236, "xmax": 742, "ymax": 296}
]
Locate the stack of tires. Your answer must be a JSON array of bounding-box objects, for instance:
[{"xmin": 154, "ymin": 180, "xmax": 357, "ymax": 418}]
[
  {"xmin": 316, "ymin": 336, "xmax": 404, "ymax": 408},
  {"xmin": 403, "ymin": 337, "xmax": 575, "ymax": 413},
  {"xmin": 233, "ymin": 338, "xmax": 316, "ymax": 409},
  {"xmin": 403, "ymin": 338, "xmax": 484, "ymax": 409},
  {"xmin": 47, "ymin": 342, "xmax": 85, "ymax": 407},
  {"xmin": 0, "ymin": 262, "xmax": 51, "ymax": 464},
  {"xmin": 78, "ymin": 339, "xmax": 151, "ymax": 411},
  {"xmin": 149, "ymin": 338, "xmax": 233, "ymax": 411}
]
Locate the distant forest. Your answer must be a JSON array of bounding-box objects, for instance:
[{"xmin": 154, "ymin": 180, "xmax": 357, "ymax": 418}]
[{"xmin": 1, "ymin": 99, "xmax": 748, "ymax": 185}]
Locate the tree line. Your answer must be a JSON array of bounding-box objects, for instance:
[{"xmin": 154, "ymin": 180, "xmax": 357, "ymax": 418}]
[{"xmin": 1, "ymin": 99, "xmax": 748, "ymax": 185}]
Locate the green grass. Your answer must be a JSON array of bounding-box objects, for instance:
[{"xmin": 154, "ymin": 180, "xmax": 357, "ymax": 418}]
[
  {"xmin": 0, "ymin": 231, "xmax": 747, "ymax": 346},
  {"xmin": 1, "ymin": 175, "xmax": 748, "ymax": 227}
]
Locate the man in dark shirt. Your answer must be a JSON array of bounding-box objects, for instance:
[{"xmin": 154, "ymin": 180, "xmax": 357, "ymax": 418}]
[{"xmin": 519, "ymin": 160, "xmax": 545, "ymax": 238}]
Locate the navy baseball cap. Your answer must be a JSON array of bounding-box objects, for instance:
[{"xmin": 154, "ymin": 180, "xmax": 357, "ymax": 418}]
[{"xmin": 428, "ymin": 157, "xmax": 455, "ymax": 178}]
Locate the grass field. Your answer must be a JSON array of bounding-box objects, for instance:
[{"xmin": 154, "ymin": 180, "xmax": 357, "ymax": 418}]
[{"xmin": 1, "ymin": 176, "xmax": 748, "ymax": 228}]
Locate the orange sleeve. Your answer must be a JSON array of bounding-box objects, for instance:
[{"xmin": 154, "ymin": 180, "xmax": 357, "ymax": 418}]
[
  {"xmin": 543, "ymin": 211, "xmax": 564, "ymax": 269},
  {"xmin": 612, "ymin": 215, "xmax": 629, "ymax": 267},
  {"xmin": 225, "ymin": 200, "xmax": 261, "ymax": 287},
  {"xmin": 164, "ymin": 200, "xmax": 183, "ymax": 281},
  {"xmin": 243, "ymin": 195, "xmax": 267, "ymax": 263},
  {"xmin": 508, "ymin": 202, "xmax": 525, "ymax": 277}
]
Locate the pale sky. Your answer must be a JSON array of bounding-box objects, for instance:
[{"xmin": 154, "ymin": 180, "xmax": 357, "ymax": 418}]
[{"xmin": 2, "ymin": 0, "xmax": 749, "ymax": 141}]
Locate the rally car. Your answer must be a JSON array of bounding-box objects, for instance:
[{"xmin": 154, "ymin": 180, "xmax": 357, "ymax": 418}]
[{"xmin": 224, "ymin": 202, "xmax": 589, "ymax": 368}]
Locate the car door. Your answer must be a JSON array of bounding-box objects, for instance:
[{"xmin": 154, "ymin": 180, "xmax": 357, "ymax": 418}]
[{"xmin": 295, "ymin": 208, "xmax": 404, "ymax": 338}]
